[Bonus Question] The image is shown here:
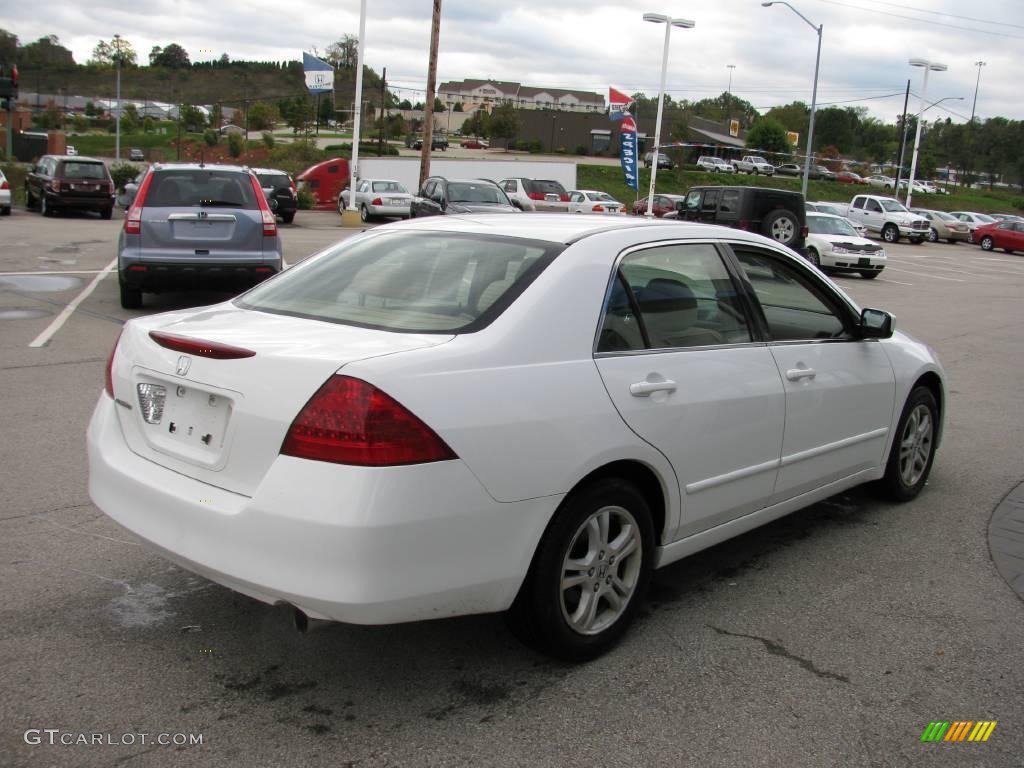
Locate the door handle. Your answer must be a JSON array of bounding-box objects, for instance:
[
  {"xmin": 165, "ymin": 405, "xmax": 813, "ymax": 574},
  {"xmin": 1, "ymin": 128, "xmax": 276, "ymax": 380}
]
[
  {"xmin": 630, "ymin": 379, "xmax": 677, "ymax": 397},
  {"xmin": 785, "ymin": 367, "xmax": 816, "ymax": 381}
]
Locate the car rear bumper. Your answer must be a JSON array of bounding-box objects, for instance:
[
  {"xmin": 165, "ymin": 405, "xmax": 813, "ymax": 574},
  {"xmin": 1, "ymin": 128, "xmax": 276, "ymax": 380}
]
[
  {"xmin": 368, "ymin": 203, "xmax": 411, "ymax": 217},
  {"xmin": 87, "ymin": 395, "xmax": 558, "ymax": 625},
  {"xmin": 45, "ymin": 193, "xmax": 115, "ymax": 210},
  {"xmin": 118, "ymin": 259, "xmax": 280, "ymax": 292}
]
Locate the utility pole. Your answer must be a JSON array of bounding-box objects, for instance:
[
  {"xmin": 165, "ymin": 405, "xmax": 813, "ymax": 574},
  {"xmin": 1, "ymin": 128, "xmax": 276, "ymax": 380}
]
[
  {"xmin": 378, "ymin": 67, "xmax": 386, "ymax": 156},
  {"xmin": 420, "ymin": 0, "xmax": 442, "ymax": 190},
  {"xmin": 894, "ymin": 79, "xmax": 910, "ymax": 192},
  {"xmin": 967, "ymin": 60, "xmax": 985, "ymax": 190}
]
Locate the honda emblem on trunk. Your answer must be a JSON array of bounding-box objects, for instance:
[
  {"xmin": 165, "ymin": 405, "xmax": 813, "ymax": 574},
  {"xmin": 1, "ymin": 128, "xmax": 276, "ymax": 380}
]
[{"xmin": 176, "ymin": 356, "xmax": 192, "ymax": 376}]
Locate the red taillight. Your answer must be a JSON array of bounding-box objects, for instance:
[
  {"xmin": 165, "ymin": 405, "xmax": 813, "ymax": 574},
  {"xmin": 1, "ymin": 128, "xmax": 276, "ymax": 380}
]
[
  {"xmin": 560, "ymin": 193, "xmax": 569, "ymax": 202},
  {"xmin": 281, "ymin": 375, "xmax": 457, "ymax": 466},
  {"xmin": 592, "ymin": 204, "xmax": 605, "ymax": 212},
  {"xmin": 527, "ymin": 192, "xmax": 545, "ymax": 201},
  {"xmin": 248, "ymin": 174, "xmax": 278, "ymax": 236},
  {"xmin": 124, "ymin": 171, "xmax": 155, "ymax": 235},
  {"xmin": 800, "ymin": 226, "xmax": 809, "ymax": 238},
  {"xmin": 105, "ymin": 329, "xmax": 124, "ymax": 398},
  {"xmin": 0, "ymin": 180, "xmax": 8, "ymax": 190},
  {"xmin": 148, "ymin": 331, "xmax": 256, "ymax": 359},
  {"xmin": 371, "ymin": 197, "xmax": 383, "ymax": 206}
]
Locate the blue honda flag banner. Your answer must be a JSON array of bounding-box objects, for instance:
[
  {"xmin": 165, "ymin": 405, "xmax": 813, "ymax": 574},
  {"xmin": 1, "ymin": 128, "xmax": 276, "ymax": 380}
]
[
  {"xmin": 303, "ymin": 53, "xmax": 334, "ymax": 94},
  {"xmin": 620, "ymin": 115, "xmax": 639, "ymax": 190}
]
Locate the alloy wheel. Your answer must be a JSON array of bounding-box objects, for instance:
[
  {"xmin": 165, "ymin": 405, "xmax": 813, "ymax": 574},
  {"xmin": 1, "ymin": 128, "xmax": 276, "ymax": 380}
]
[
  {"xmin": 559, "ymin": 505, "xmax": 642, "ymax": 636},
  {"xmin": 898, "ymin": 404, "xmax": 933, "ymax": 488}
]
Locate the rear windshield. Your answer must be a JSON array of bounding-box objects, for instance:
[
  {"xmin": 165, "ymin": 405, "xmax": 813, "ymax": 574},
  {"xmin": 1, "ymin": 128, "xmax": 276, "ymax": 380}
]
[
  {"xmin": 236, "ymin": 232, "xmax": 562, "ymax": 333},
  {"xmin": 256, "ymin": 173, "xmax": 291, "ymax": 189},
  {"xmin": 525, "ymin": 180, "xmax": 566, "ymax": 196},
  {"xmin": 447, "ymin": 182, "xmax": 507, "ymax": 204},
  {"xmin": 61, "ymin": 162, "xmax": 108, "ymax": 180},
  {"xmin": 371, "ymin": 181, "xmax": 408, "ymax": 193},
  {"xmin": 976, "ymin": 213, "xmax": 996, "ymax": 223},
  {"xmin": 145, "ymin": 170, "xmax": 259, "ymax": 208}
]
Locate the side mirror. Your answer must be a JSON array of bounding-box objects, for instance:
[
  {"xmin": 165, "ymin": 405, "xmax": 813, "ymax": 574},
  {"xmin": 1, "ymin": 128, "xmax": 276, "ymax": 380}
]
[{"xmin": 859, "ymin": 308, "xmax": 894, "ymax": 339}]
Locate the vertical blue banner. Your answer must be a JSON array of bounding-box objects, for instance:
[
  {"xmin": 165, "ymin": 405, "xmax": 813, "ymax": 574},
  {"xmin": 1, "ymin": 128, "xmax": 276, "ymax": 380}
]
[{"xmin": 620, "ymin": 115, "xmax": 639, "ymax": 191}]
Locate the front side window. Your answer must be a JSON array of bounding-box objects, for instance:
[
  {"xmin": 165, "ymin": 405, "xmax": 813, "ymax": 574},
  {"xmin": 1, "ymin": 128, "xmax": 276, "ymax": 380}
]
[
  {"xmin": 684, "ymin": 190, "xmax": 701, "ymax": 211},
  {"xmin": 866, "ymin": 199, "xmax": 882, "ymax": 213},
  {"xmin": 599, "ymin": 243, "xmax": 752, "ymax": 351},
  {"xmin": 238, "ymin": 232, "xmax": 560, "ymax": 333},
  {"xmin": 733, "ymin": 248, "xmax": 850, "ymax": 341}
]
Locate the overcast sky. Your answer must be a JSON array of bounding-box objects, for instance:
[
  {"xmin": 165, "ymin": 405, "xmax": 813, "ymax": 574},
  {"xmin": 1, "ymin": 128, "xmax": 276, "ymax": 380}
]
[{"xmin": 5, "ymin": 0, "xmax": 1022, "ymax": 123}]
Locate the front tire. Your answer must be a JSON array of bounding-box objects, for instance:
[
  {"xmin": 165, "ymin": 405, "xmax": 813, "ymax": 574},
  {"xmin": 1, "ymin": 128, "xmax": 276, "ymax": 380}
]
[
  {"xmin": 878, "ymin": 387, "xmax": 939, "ymax": 501},
  {"xmin": 909, "ymin": 237, "xmax": 923, "ymax": 245},
  {"xmin": 507, "ymin": 478, "xmax": 654, "ymax": 661},
  {"xmin": 860, "ymin": 270, "xmax": 881, "ymax": 279},
  {"xmin": 882, "ymin": 224, "xmax": 899, "ymax": 244},
  {"xmin": 41, "ymin": 196, "xmax": 52, "ymax": 217},
  {"xmin": 807, "ymin": 248, "xmax": 821, "ymax": 268},
  {"xmin": 927, "ymin": 228, "xmax": 938, "ymax": 243},
  {"xmin": 980, "ymin": 236, "xmax": 994, "ymax": 251}
]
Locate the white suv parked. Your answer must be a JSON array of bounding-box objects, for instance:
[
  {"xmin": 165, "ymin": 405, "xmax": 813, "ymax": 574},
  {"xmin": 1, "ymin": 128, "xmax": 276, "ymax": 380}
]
[
  {"xmin": 846, "ymin": 194, "xmax": 930, "ymax": 244},
  {"xmin": 696, "ymin": 156, "xmax": 735, "ymax": 173}
]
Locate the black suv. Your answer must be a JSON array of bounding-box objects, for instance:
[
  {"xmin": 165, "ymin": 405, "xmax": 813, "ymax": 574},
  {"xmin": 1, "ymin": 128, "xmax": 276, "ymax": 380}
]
[
  {"xmin": 413, "ymin": 134, "xmax": 449, "ymax": 151},
  {"xmin": 669, "ymin": 185, "xmax": 807, "ymax": 252},
  {"xmin": 252, "ymin": 167, "xmax": 297, "ymax": 224},
  {"xmin": 25, "ymin": 155, "xmax": 116, "ymax": 219},
  {"xmin": 410, "ymin": 177, "xmax": 519, "ymax": 217}
]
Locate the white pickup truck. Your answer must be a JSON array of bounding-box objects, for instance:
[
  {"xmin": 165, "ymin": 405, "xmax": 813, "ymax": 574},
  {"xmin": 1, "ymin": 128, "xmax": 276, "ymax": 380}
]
[
  {"xmin": 732, "ymin": 155, "xmax": 775, "ymax": 175},
  {"xmin": 846, "ymin": 194, "xmax": 930, "ymax": 244}
]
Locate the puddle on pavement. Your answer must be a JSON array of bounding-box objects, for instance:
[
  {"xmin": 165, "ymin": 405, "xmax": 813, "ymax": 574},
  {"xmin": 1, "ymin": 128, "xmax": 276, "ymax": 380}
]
[
  {"xmin": 0, "ymin": 308, "xmax": 52, "ymax": 320},
  {"xmin": 0, "ymin": 274, "xmax": 85, "ymax": 292}
]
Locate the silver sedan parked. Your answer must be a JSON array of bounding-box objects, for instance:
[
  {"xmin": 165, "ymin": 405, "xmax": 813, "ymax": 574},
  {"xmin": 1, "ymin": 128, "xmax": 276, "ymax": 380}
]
[{"xmin": 338, "ymin": 179, "xmax": 413, "ymax": 221}]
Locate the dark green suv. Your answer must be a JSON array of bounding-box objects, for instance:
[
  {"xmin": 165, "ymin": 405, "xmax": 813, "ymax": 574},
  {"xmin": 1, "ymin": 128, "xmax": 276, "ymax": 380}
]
[{"xmin": 25, "ymin": 155, "xmax": 116, "ymax": 219}]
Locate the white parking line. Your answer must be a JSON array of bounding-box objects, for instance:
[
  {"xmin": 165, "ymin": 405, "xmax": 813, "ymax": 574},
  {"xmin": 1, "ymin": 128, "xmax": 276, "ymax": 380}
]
[
  {"xmin": 883, "ymin": 266, "xmax": 963, "ymax": 282},
  {"xmin": 28, "ymin": 258, "xmax": 117, "ymax": 348},
  {"xmin": 0, "ymin": 270, "xmax": 107, "ymax": 276},
  {"xmin": 876, "ymin": 277, "xmax": 914, "ymax": 286}
]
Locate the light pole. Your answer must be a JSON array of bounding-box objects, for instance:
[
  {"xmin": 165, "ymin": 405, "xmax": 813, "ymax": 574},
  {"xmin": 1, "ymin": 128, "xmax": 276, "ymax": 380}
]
[
  {"xmin": 726, "ymin": 64, "xmax": 736, "ymax": 126},
  {"xmin": 642, "ymin": 12, "xmax": 695, "ymax": 218},
  {"xmin": 762, "ymin": 2, "xmax": 820, "ymax": 198},
  {"xmin": 905, "ymin": 58, "xmax": 947, "ymax": 208},
  {"xmin": 969, "ymin": 60, "xmax": 986, "ymax": 123}
]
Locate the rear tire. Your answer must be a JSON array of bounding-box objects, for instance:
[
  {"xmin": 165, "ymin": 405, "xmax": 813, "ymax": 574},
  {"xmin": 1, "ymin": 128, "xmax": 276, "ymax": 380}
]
[
  {"xmin": 0, "ymin": 206, "xmax": 10, "ymax": 216},
  {"xmin": 909, "ymin": 237, "xmax": 923, "ymax": 245},
  {"xmin": 980, "ymin": 236, "xmax": 994, "ymax": 251},
  {"xmin": 761, "ymin": 209, "xmax": 800, "ymax": 248},
  {"xmin": 507, "ymin": 478, "xmax": 654, "ymax": 661},
  {"xmin": 860, "ymin": 270, "xmax": 881, "ymax": 279},
  {"xmin": 119, "ymin": 281, "xmax": 142, "ymax": 310},
  {"xmin": 100, "ymin": 208, "xmax": 113, "ymax": 220},
  {"xmin": 882, "ymin": 224, "xmax": 899, "ymax": 243},
  {"xmin": 877, "ymin": 387, "xmax": 939, "ymax": 502},
  {"xmin": 281, "ymin": 211, "xmax": 295, "ymax": 224},
  {"xmin": 360, "ymin": 204, "xmax": 370, "ymax": 223}
]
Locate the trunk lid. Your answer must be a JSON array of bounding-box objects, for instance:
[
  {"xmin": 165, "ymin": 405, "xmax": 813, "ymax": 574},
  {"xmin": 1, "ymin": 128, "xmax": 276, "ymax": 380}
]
[{"xmin": 111, "ymin": 304, "xmax": 453, "ymax": 496}]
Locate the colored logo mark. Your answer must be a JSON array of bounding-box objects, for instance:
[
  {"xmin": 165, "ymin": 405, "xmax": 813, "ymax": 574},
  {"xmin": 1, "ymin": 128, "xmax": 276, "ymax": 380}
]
[{"xmin": 920, "ymin": 721, "xmax": 997, "ymax": 742}]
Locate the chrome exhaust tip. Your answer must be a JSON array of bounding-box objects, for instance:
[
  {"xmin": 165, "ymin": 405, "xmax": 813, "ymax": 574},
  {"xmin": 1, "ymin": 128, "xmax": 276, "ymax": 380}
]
[{"xmin": 293, "ymin": 607, "xmax": 333, "ymax": 633}]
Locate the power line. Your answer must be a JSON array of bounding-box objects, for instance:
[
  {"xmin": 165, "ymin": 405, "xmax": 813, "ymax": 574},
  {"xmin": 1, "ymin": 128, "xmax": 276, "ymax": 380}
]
[
  {"xmin": 832, "ymin": 0, "xmax": 1024, "ymax": 30},
  {"xmin": 814, "ymin": 0, "xmax": 1024, "ymax": 39}
]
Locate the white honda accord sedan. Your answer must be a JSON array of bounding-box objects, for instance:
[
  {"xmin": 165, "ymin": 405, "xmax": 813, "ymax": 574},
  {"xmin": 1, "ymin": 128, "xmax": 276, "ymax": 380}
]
[{"xmin": 88, "ymin": 215, "xmax": 945, "ymax": 660}]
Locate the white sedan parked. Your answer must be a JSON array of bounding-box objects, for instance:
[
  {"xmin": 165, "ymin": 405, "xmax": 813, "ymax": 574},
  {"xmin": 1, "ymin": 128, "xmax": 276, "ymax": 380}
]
[
  {"xmin": 805, "ymin": 212, "xmax": 886, "ymax": 278},
  {"xmin": 0, "ymin": 168, "xmax": 11, "ymax": 215},
  {"xmin": 89, "ymin": 215, "xmax": 944, "ymax": 661},
  {"xmin": 338, "ymin": 178, "xmax": 413, "ymax": 221},
  {"xmin": 567, "ymin": 189, "xmax": 625, "ymax": 215}
]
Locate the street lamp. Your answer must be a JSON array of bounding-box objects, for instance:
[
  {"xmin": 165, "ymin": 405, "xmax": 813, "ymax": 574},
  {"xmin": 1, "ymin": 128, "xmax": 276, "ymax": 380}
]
[
  {"xmin": 970, "ymin": 60, "xmax": 986, "ymax": 123},
  {"xmin": 762, "ymin": 2, "xmax": 821, "ymax": 198},
  {"xmin": 905, "ymin": 58, "xmax": 947, "ymax": 208},
  {"xmin": 896, "ymin": 96, "xmax": 962, "ymax": 196},
  {"xmin": 726, "ymin": 64, "xmax": 736, "ymax": 98},
  {"xmin": 642, "ymin": 12, "xmax": 695, "ymax": 218}
]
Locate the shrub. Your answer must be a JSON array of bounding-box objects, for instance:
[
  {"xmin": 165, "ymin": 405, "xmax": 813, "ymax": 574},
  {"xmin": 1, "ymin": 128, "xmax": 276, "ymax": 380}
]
[
  {"xmin": 109, "ymin": 162, "xmax": 139, "ymax": 192},
  {"xmin": 227, "ymin": 132, "xmax": 244, "ymax": 158},
  {"xmin": 575, "ymin": 145, "xmax": 588, "ymax": 156},
  {"xmin": 203, "ymin": 129, "xmax": 218, "ymax": 147},
  {"xmin": 262, "ymin": 132, "xmax": 275, "ymax": 149},
  {"xmin": 296, "ymin": 188, "xmax": 315, "ymax": 210}
]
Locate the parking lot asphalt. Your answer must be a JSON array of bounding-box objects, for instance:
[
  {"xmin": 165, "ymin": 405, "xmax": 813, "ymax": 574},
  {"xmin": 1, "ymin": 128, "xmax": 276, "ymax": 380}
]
[{"xmin": 1, "ymin": 207, "xmax": 1022, "ymax": 767}]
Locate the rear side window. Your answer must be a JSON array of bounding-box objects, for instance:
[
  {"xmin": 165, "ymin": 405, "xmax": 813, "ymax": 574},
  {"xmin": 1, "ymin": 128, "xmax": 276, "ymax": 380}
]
[
  {"xmin": 237, "ymin": 232, "xmax": 562, "ymax": 333},
  {"xmin": 61, "ymin": 162, "xmax": 108, "ymax": 180},
  {"xmin": 145, "ymin": 170, "xmax": 259, "ymax": 208},
  {"xmin": 719, "ymin": 189, "xmax": 740, "ymax": 213}
]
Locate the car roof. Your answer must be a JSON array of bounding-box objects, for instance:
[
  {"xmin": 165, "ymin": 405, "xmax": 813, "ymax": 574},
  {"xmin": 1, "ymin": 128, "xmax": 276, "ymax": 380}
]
[
  {"xmin": 250, "ymin": 167, "xmax": 291, "ymax": 175},
  {"xmin": 377, "ymin": 212, "xmax": 786, "ymax": 248},
  {"xmin": 150, "ymin": 162, "xmax": 253, "ymax": 173},
  {"xmin": 48, "ymin": 154, "xmax": 105, "ymax": 162}
]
